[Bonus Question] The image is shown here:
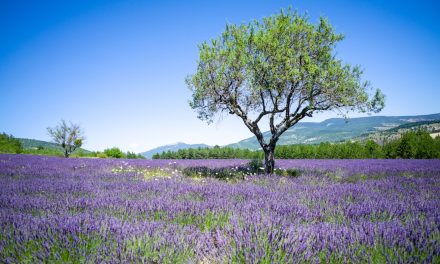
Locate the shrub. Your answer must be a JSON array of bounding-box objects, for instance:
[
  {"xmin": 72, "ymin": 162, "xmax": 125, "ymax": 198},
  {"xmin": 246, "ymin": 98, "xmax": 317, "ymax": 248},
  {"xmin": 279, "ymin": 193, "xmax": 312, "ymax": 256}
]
[
  {"xmin": 248, "ymin": 158, "xmax": 264, "ymax": 174},
  {"xmin": 103, "ymin": 148, "xmax": 126, "ymax": 158},
  {"xmin": 274, "ymin": 168, "xmax": 300, "ymax": 177},
  {"xmin": 181, "ymin": 163, "xmax": 301, "ymax": 180},
  {"xmin": 96, "ymin": 152, "xmax": 108, "ymax": 158}
]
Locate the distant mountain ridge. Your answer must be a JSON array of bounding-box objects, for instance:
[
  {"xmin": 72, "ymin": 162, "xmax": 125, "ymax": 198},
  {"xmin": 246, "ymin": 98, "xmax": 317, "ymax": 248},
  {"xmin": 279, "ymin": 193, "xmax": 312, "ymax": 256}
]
[
  {"xmin": 140, "ymin": 142, "xmax": 210, "ymax": 158},
  {"xmin": 228, "ymin": 113, "xmax": 440, "ymax": 149},
  {"xmin": 137, "ymin": 113, "xmax": 440, "ymax": 156}
]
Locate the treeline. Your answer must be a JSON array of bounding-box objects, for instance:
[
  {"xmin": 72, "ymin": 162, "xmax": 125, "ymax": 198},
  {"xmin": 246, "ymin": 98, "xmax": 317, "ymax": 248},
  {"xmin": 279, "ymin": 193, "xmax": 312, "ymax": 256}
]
[
  {"xmin": 152, "ymin": 146, "xmax": 262, "ymax": 159},
  {"xmin": 153, "ymin": 130, "xmax": 440, "ymax": 159}
]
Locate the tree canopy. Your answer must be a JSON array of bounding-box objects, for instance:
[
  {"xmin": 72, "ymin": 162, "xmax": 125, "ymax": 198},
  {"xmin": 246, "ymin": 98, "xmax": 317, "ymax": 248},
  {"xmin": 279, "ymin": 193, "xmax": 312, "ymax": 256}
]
[
  {"xmin": 187, "ymin": 9, "xmax": 385, "ymax": 173},
  {"xmin": 47, "ymin": 120, "xmax": 85, "ymax": 158}
]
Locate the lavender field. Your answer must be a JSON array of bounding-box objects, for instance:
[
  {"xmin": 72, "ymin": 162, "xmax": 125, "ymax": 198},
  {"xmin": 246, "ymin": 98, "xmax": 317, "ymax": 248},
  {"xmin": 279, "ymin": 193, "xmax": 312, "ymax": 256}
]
[{"xmin": 0, "ymin": 154, "xmax": 439, "ymax": 263}]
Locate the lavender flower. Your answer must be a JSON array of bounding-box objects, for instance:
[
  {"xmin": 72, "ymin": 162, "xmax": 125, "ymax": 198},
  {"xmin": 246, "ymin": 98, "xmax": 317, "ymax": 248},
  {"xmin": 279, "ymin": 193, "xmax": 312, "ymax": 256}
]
[{"xmin": 0, "ymin": 154, "xmax": 439, "ymax": 263}]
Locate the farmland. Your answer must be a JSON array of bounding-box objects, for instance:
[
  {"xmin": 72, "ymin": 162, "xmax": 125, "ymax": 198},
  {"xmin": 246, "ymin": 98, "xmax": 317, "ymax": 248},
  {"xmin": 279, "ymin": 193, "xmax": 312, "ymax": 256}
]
[{"xmin": 0, "ymin": 154, "xmax": 439, "ymax": 263}]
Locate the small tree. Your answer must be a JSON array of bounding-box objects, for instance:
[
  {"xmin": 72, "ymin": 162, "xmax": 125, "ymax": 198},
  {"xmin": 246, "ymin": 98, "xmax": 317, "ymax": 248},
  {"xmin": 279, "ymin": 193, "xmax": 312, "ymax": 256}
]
[
  {"xmin": 47, "ymin": 120, "xmax": 85, "ymax": 158},
  {"xmin": 187, "ymin": 9, "xmax": 385, "ymax": 174}
]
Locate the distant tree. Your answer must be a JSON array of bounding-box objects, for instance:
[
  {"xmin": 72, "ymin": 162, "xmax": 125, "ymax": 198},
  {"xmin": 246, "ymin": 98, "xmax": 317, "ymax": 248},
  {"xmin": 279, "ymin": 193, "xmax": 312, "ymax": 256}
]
[
  {"xmin": 435, "ymin": 136, "xmax": 440, "ymax": 158},
  {"xmin": 365, "ymin": 140, "xmax": 382, "ymax": 158},
  {"xmin": 187, "ymin": 148, "xmax": 195, "ymax": 159},
  {"xmin": 383, "ymin": 139, "xmax": 398, "ymax": 159},
  {"xmin": 187, "ymin": 9, "xmax": 385, "ymax": 173},
  {"xmin": 126, "ymin": 151, "xmax": 138, "ymax": 159},
  {"xmin": 47, "ymin": 120, "xmax": 85, "ymax": 158},
  {"xmin": 125, "ymin": 151, "xmax": 145, "ymax": 159},
  {"xmin": 410, "ymin": 130, "xmax": 437, "ymax": 159},
  {"xmin": 103, "ymin": 147, "xmax": 126, "ymax": 159}
]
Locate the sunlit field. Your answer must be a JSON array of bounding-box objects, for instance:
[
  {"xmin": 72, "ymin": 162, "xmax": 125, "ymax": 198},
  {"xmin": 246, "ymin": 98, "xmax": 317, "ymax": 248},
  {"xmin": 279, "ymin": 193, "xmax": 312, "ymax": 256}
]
[{"xmin": 1, "ymin": 154, "xmax": 439, "ymax": 263}]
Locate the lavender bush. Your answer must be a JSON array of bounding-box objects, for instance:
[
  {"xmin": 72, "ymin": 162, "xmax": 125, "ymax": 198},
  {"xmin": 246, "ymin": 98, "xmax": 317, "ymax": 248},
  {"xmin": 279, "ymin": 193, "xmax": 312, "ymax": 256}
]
[{"xmin": 0, "ymin": 154, "xmax": 439, "ymax": 263}]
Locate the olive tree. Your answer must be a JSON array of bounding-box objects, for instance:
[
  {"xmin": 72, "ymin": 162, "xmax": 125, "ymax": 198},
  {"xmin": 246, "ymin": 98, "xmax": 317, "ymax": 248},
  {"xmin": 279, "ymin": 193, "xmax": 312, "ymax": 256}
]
[
  {"xmin": 47, "ymin": 120, "xmax": 85, "ymax": 158},
  {"xmin": 186, "ymin": 9, "xmax": 385, "ymax": 174}
]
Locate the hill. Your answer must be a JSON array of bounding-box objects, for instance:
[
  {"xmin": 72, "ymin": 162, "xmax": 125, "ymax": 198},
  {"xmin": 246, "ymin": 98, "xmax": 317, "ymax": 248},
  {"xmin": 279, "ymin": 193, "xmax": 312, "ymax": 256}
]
[
  {"xmin": 356, "ymin": 119, "xmax": 440, "ymax": 144},
  {"xmin": 141, "ymin": 142, "xmax": 210, "ymax": 159},
  {"xmin": 18, "ymin": 138, "xmax": 91, "ymax": 153},
  {"xmin": 228, "ymin": 113, "xmax": 440, "ymax": 149},
  {"xmin": 19, "ymin": 138, "xmax": 64, "ymax": 150}
]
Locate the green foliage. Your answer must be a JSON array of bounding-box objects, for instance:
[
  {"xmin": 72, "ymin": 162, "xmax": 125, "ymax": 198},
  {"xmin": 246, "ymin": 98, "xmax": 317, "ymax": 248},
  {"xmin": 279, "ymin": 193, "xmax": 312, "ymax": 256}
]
[
  {"xmin": 187, "ymin": 9, "xmax": 384, "ymax": 124},
  {"xmin": 154, "ymin": 146, "xmax": 262, "ymax": 159},
  {"xmin": 21, "ymin": 146, "xmax": 95, "ymax": 158},
  {"xmin": 47, "ymin": 120, "xmax": 85, "ymax": 158},
  {"xmin": 385, "ymin": 130, "xmax": 439, "ymax": 159},
  {"xmin": 70, "ymin": 149, "xmax": 96, "ymax": 158},
  {"xmin": 0, "ymin": 133, "xmax": 23, "ymax": 154},
  {"xmin": 103, "ymin": 147, "xmax": 126, "ymax": 159},
  {"xmin": 95, "ymin": 152, "xmax": 108, "ymax": 158},
  {"xmin": 126, "ymin": 151, "xmax": 138, "ymax": 159},
  {"xmin": 275, "ymin": 141, "xmax": 375, "ymax": 159},
  {"xmin": 248, "ymin": 158, "xmax": 264, "ymax": 173},
  {"xmin": 187, "ymin": 8, "xmax": 384, "ymax": 173},
  {"xmin": 435, "ymin": 135, "xmax": 440, "ymax": 153},
  {"xmin": 274, "ymin": 168, "xmax": 300, "ymax": 177},
  {"xmin": 364, "ymin": 140, "xmax": 382, "ymax": 158},
  {"xmin": 89, "ymin": 150, "xmax": 144, "ymax": 159},
  {"xmin": 23, "ymin": 148, "xmax": 64, "ymax": 157}
]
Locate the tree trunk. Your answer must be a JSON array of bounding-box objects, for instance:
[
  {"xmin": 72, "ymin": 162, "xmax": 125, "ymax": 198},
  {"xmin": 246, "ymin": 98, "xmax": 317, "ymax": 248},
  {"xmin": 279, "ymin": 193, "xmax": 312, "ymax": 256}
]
[
  {"xmin": 263, "ymin": 145, "xmax": 275, "ymax": 174},
  {"xmin": 64, "ymin": 149, "xmax": 69, "ymax": 158}
]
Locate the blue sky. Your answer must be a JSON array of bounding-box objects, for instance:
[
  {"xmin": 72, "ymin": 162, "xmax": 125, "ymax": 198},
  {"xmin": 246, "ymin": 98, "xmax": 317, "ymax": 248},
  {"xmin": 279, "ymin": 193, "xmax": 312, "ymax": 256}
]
[{"xmin": 1, "ymin": 0, "xmax": 439, "ymax": 152}]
